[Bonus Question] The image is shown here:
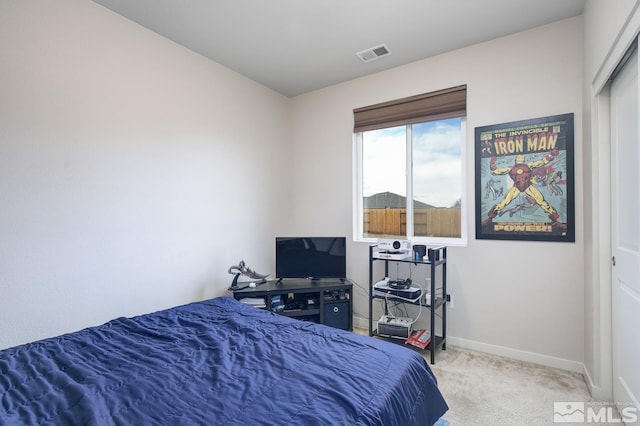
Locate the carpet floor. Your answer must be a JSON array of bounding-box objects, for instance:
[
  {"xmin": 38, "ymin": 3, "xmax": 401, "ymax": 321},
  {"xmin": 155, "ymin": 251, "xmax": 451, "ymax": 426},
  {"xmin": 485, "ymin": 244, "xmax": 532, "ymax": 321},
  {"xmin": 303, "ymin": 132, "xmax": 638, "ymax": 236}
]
[
  {"xmin": 352, "ymin": 328, "xmax": 604, "ymax": 425},
  {"xmin": 427, "ymin": 345, "xmax": 596, "ymax": 425}
]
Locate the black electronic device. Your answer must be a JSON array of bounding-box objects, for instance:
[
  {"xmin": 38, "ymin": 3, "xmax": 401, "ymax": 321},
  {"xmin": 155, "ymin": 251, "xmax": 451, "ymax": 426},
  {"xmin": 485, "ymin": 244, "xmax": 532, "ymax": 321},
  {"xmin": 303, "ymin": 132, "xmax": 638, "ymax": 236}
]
[
  {"xmin": 412, "ymin": 244, "xmax": 427, "ymax": 259},
  {"xmin": 276, "ymin": 237, "xmax": 346, "ymax": 280},
  {"xmin": 388, "ymin": 278, "xmax": 411, "ymax": 289},
  {"xmin": 323, "ymin": 301, "xmax": 350, "ymax": 330},
  {"xmin": 373, "ymin": 278, "xmax": 422, "ymax": 300}
]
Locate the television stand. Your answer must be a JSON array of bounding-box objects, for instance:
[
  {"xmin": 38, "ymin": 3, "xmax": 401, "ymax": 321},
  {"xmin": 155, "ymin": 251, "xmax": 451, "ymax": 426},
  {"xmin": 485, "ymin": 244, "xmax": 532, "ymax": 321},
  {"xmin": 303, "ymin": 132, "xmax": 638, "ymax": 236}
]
[{"xmin": 232, "ymin": 279, "xmax": 353, "ymax": 331}]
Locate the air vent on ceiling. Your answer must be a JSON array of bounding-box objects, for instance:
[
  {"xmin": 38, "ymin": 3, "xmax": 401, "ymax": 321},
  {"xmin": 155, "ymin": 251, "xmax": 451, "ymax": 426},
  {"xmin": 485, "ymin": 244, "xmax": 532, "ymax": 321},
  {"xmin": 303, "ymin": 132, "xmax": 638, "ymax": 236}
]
[{"xmin": 356, "ymin": 44, "xmax": 391, "ymax": 62}]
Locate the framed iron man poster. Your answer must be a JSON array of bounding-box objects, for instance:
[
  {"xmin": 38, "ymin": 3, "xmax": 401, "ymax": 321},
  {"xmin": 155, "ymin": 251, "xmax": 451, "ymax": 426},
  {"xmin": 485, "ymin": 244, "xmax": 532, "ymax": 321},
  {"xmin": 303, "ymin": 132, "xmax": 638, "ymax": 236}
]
[{"xmin": 475, "ymin": 113, "xmax": 575, "ymax": 242}]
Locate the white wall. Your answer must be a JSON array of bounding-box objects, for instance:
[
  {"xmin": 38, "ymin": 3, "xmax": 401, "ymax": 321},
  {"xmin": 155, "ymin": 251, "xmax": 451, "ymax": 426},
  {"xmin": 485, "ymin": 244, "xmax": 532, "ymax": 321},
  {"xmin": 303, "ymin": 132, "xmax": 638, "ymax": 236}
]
[
  {"xmin": 0, "ymin": 0, "xmax": 603, "ymax": 377},
  {"xmin": 582, "ymin": 0, "xmax": 639, "ymax": 400},
  {"xmin": 290, "ymin": 17, "xmax": 585, "ymax": 370},
  {"xmin": 0, "ymin": 0, "xmax": 289, "ymax": 350}
]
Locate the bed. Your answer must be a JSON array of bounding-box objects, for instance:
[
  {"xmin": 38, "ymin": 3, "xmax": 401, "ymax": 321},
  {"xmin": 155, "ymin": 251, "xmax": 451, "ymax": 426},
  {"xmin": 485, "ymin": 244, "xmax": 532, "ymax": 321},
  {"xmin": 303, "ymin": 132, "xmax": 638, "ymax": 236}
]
[{"xmin": 0, "ymin": 296, "xmax": 448, "ymax": 425}]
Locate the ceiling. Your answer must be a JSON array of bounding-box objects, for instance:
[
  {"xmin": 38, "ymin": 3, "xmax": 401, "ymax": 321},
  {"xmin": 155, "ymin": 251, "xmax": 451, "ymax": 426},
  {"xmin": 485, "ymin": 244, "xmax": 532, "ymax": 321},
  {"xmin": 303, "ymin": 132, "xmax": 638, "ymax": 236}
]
[{"xmin": 93, "ymin": 0, "xmax": 585, "ymax": 98}]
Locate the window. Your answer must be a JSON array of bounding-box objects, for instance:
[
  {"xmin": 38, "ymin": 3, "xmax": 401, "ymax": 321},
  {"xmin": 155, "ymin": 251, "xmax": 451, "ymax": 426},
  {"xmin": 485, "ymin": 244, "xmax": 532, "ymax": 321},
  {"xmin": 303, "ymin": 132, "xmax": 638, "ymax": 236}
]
[{"xmin": 353, "ymin": 86, "xmax": 466, "ymax": 244}]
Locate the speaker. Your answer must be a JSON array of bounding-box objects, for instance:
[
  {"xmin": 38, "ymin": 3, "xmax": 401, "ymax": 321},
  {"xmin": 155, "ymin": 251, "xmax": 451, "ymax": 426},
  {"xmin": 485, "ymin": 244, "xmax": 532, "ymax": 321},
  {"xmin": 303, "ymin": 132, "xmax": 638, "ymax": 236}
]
[
  {"xmin": 413, "ymin": 244, "xmax": 427, "ymax": 260},
  {"xmin": 323, "ymin": 301, "xmax": 350, "ymax": 330}
]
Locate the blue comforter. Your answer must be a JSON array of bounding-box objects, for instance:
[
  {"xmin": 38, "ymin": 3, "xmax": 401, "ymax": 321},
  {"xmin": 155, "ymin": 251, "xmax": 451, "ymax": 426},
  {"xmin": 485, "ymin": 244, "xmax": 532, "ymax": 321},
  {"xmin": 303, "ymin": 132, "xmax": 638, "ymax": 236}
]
[{"xmin": 0, "ymin": 297, "xmax": 447, "ymax": 425}]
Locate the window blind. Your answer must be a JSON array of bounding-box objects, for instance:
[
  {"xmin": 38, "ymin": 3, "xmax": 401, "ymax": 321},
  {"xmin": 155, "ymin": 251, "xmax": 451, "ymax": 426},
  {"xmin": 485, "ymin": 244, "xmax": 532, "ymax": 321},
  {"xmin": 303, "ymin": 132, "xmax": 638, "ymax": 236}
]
[{"xmin": 353, "ymin": 85, "xmax": 467, "ymax": 133}]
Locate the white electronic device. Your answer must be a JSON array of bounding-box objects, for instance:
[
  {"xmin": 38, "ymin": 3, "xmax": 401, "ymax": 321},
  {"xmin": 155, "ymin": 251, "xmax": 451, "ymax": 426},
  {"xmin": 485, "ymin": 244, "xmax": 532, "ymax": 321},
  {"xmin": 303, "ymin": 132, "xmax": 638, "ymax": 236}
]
[
  {"xmin": 377, "ymin": 239, "xmax": 411, "ymax": 251},
  {"xmin": 373, "ymin": 251, "xmax": 412, "ymax": 260},
  {"xmin": 375, "ymin": 239, "xmax": 412, "ymax": 260},
  {"xmin": 373, "ymin": 278, "xmax": 422, "ymax": 301},
  {"xmin": 377, "ymin": 315, "xmax": 413, "ymax": 338},
  {"xmin": 424, "ymin": 292, "xmax": 432, "ymax": 306}
]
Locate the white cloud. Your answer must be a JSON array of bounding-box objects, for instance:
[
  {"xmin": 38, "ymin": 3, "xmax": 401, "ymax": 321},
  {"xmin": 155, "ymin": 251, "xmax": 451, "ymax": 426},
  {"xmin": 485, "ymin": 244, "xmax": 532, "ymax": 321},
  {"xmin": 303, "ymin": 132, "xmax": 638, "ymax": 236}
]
[
  {"xmin": 362, "ymin": 120, "xmax": 461, "ymax": 207},
  {"xmin": 362, "ymin": 126, "xmax": 406, "ymax": 197}
]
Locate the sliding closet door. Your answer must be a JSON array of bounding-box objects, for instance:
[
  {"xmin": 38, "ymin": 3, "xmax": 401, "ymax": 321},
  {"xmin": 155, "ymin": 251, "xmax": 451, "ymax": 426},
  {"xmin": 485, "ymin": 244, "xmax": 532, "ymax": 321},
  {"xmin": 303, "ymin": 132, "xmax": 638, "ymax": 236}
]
[{"xmin": 610, "ymin": 45, "xmax": 640, "ymax": 415}]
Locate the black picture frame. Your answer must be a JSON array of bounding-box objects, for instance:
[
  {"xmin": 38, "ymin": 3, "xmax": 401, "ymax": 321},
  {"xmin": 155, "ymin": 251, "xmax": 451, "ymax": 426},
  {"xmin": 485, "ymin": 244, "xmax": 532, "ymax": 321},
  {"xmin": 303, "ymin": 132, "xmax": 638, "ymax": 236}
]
[{"xmin": 475, "ymin": 113, "xmax": 575, "ymax": 242}]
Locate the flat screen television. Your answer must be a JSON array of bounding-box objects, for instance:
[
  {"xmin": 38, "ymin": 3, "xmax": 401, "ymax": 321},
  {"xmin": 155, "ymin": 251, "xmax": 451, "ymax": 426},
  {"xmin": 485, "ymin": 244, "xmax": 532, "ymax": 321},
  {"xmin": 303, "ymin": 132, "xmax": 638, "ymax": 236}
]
[{"xmin": 275, "ymin": 237, "xmax": 346, "ymax": 280}]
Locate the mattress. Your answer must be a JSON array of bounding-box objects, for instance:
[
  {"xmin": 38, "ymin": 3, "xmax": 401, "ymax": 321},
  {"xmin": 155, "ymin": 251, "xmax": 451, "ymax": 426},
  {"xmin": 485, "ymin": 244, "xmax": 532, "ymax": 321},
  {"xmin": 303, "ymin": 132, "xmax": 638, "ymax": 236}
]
[{"xmin": 0, "ymin": 296, "xmax": 447, "ymax": 425}]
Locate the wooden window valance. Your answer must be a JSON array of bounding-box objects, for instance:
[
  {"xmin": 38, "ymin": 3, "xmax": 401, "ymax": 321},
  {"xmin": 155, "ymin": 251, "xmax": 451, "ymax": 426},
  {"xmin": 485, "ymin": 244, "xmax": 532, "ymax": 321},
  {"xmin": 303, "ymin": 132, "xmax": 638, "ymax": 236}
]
[{"xmin": 353, "ymin": 84, "xmax": 467, "ymax": 133}]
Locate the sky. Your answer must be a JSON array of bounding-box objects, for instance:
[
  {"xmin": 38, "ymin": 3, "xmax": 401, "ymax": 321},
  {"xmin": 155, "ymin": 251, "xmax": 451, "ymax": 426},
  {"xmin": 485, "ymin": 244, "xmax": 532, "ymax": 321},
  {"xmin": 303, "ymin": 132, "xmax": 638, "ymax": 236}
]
[{"xmin": 362, "ymin": 118, "xmax": 462, "ymax": 208}]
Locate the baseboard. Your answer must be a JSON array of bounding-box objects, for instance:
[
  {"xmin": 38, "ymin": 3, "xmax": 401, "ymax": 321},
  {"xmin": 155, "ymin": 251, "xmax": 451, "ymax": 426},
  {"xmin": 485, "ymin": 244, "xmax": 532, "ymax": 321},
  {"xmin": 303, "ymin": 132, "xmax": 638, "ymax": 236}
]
[
  {"xmin": 447, "ymin": 336, "xmax": 585, "ymax": 374},
  {"xmin": 353, "ymin": 315, "xmax": 368, "ymax": 330},
  {"xmin": 583, "ymin": 365, "xmax": 596, "ymax": 395},
  {"xmin": 582, "ymin": 365, "xmax": 612, "ymax": 401},
  {"xmin": 353, "ymin": 319, "xmax": 588, "ymax": 375}
]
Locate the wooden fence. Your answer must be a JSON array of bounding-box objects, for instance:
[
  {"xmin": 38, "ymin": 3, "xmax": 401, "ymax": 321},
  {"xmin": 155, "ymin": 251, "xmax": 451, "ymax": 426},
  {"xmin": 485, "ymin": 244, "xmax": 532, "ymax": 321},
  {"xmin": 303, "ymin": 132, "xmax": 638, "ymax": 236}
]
[{"xmin": 364, "ymin": 208, "xmax": 461, "ymax": 238}]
